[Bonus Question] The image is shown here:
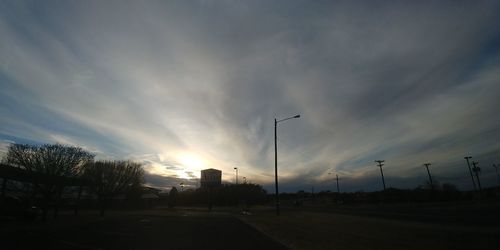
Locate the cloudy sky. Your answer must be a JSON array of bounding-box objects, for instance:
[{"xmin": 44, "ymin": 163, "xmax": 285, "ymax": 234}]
[{"xmin": 1, "ymin": 0, "xmax": 500, "ymax": 192}]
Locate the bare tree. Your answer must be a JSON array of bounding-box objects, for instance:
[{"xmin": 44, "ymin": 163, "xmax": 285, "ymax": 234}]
[
  {"xmin": 4, "ymin": 144, "xmax": 94, "ymax": 220},
  {"xmin": 83, "ymin": 160, "xmax": 144, "ymax": 216}
]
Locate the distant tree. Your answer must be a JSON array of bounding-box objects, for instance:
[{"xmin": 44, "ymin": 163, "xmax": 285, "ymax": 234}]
[
  {"xmin": 5, "ymin": 143, "xmax": 94, "ymax": 178},
  {"xmin": 3, "ymin": 143, "xmax": 94, "ymax": 220},
  {"xmin": 203, "ymin": 183, "xmax": 267, "ymax": 207},
  {"xmin": 83, "ymin": 161, "xmax": 144, "ymax": 216},
  {"xmin": 441, "ymin": 183, "xmax": 460, "ymax": 201},
  {"xmin": 239, "ymin": 183, "xmax": 267, "ymax": 206},
  {"xmin": 168, "ymin": 187, "xmax": 178, "ymax": 208},
  {"xmin": 418, "ymin": 180, "xmax": 440, "ymax": 191},
  {"xmin": 441, "ymin": 183, "xmax": 458, "ymax": 192}
]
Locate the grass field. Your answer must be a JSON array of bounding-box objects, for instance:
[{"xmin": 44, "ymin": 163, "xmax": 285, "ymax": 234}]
[{"xmin": 240, "ymin": 204, "xmax": 500, "ymax": 250}]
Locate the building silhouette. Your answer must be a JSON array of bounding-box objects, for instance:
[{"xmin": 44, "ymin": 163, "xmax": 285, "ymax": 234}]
[{"xmin": 200, "ymin": 168, "xmax": 222, "ymax": 188}]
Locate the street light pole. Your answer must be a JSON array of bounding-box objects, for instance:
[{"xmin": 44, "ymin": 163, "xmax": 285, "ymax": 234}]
[
  {"xmin": 274, "ymin": 118, "xmax": 278, "ymax": 215},
  {"xmin": 234, "ymin": 167, "xmax": 238, "ymax": 184},
  {"xmin": 464, "ymin": 156, "xmax": 477, "ymax": 191},
  {"xmin": 275, "ymin": 114, "xmax": 300, "ymax": 216},
  {"xmin": 423, "ymin": 163, "xmax": 433, "ymax": 190},
  {"xmin": 375, "ymin": 160, "xmax": 386, "ymax": 191}
]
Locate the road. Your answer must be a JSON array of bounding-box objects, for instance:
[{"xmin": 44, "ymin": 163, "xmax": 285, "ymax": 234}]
[{"xmin": 0, "ymin": 212, "xmax": 288, "ymax": 250}]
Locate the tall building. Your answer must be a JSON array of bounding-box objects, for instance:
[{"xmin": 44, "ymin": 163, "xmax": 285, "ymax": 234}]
[{"xmin": 200, "ymin": 168, "xmax": 222, "ymax": 188}]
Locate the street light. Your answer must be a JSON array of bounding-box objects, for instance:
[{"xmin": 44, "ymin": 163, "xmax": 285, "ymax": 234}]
[
  {"xmin": 234, "ymin": 167, "xmax": 238, "ymax": 184},
  {"xmin": 275, "ymin": 114, "xmax": 301, "ymax": 216}
]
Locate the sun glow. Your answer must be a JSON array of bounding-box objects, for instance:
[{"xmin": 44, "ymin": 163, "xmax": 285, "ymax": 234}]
[{"xmin": 179, "ymin": 154, "xmax": 203, "ymax": 171}]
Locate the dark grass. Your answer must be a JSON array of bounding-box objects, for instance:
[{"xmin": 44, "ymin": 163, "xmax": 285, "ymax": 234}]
[{"xmin": 241, "ymin": 204, "xmax": 500, "ymax": 250}]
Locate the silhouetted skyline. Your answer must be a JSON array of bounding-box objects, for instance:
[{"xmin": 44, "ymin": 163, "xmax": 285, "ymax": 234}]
[{"xmin": 1, "ymin": 1, "xmax": 500, "ymax": 192}]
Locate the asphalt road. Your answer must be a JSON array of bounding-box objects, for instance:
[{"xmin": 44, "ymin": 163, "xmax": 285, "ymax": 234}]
[{"xmin": 0, "ymin": 213, "xmax": 288, "ymax": 250}]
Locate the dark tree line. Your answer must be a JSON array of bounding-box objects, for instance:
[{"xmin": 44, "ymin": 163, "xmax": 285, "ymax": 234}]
[
  {"xmin": 3, "ymin": 144, "xmax": 93, "ymax": 219},
  {"xmin": 0, "ymin": 143, "xmax": 144, "ymax": 220},
  {"xmin": 277, "ymin": 182, "xmax": 500, "ymax": 207},
  {"xmin": 83, "ymin": 160, "xmax": 144, "ymax": 216},
  {"xmin": 167, "ymin": 183, "xmax": 268, "ymax": 208}
]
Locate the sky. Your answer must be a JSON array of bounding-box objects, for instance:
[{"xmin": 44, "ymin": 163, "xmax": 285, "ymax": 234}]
[{"xmin": 1, "ymin": 0, "xmax": 500, "ymax": 193}]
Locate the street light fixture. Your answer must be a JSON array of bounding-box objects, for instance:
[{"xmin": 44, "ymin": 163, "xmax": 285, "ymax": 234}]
[{"xmin": 275, "ymin": 114, "xmax": 301, "ymax": 216}]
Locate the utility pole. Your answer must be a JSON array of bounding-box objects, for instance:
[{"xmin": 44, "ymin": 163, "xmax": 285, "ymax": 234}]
[
  {"xmin": 375, "ymin": 160, "xmax": 386, "ymax": 191},
  {"xmin": 423, "ymin": 163, "xmax": 434, "ymax": 190},
  {"xmin": 464, "ymin": 156, "xmax": 477, "ymax": 191},
  {"xmin": 328, "ymin": 172, "xmax": 340, "ymax": 193},
  {"xmin": 493, "ymin": 164, "xmax": 500, "ymax": 186},
  {"xmin": 472, "ymin": 161, "xmax": 482, "ymax": 192}
]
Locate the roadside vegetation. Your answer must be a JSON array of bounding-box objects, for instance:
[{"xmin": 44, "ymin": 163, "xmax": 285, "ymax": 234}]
[{"xmin": 0, "ymin": 143, "xmax": 268, "ymax": 221}]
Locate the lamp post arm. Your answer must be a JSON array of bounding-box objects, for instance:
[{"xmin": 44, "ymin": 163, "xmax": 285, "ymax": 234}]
[{"xmin": 277, "ymin": 115, "xmax": 300, "ymax": 123}]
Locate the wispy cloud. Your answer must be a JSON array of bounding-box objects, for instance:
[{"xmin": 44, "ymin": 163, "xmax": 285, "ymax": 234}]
[{"xmin": 1, "ymin": 1, "xmax": 500, "ymax": 192}]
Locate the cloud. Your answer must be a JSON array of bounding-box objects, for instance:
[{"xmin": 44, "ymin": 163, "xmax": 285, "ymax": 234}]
[
  {"xmin": 1, "ymin": 1, "xmax": 500, "ymax": 192},
  {"xmin": 144, "ymin": 173, "xmax": 199, "ymax": 192}
]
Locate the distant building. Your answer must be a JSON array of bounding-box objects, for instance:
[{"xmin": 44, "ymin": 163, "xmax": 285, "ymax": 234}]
[{"xmin": 200, "ymin": 168, "xmax": 222, "ymax": 188}]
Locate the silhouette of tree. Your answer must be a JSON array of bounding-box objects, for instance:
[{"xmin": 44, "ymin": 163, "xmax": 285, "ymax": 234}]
[
  {"xmin": 83, "ymin": 160, "xmax": 144, "ymax": 216},
  {"xmin": 3, "ymin": 144, "xmax": 94, "ymax": 220},
  {"xmin": 168, "ymin": 186, "xmax": 178, "ymax": 208}
]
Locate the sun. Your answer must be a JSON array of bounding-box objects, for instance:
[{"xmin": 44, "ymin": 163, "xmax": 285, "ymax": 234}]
[{"xmin": 178, "ymin": 153, "xmax": 204, "ymax": 170}]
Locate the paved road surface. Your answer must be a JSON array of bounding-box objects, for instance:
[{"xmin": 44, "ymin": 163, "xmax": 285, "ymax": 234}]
[{"xmin": 1, "ymin": 214, "xmax": 288, "ymax": 250}]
